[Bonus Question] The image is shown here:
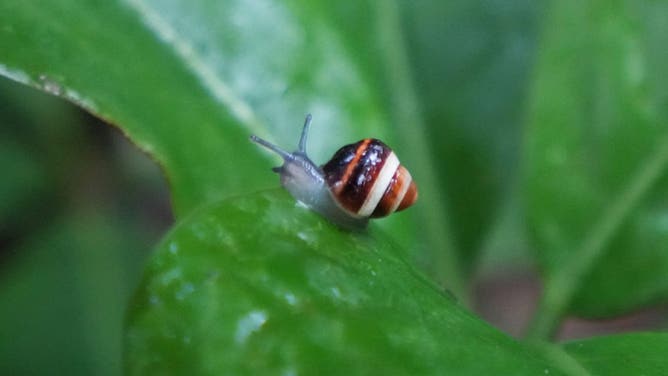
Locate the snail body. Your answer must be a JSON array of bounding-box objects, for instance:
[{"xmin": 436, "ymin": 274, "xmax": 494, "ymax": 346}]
[{"xmin": 250, "ymin": 115, "xmax": 417, "ymax": 229}]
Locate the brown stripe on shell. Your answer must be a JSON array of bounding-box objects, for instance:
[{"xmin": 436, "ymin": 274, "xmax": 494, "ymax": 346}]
[
  {"xmin": 323, "ymin": 139, "xmax": 392, "ymax": 215},
  {"xmin": 397, "ymin": 179, "xmax": 418, "ymax": 211},
  {"xmin": 371, "ymin": 166, "xmax": 406, "ymax": 218}
]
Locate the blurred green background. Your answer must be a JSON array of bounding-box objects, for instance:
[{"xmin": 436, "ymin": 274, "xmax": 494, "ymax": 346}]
[{"xmin": 0, "ymin": 78, "xmax": 172, "ymax": 375}]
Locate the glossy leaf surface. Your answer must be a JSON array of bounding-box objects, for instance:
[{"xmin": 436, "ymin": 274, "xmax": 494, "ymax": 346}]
[
  {"xmin": 0, "ymin": 0, "xmax": 388, "ymax": 217},
  {"xmin": 0, "ymin": 0, "xmax": 473, "ymax": 293},
  {"xmin": 125, "ymin": 190, "xmax": 560, "ymax": 375}
]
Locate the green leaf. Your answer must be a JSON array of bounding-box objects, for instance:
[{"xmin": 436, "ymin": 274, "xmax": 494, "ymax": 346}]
[
  {"xmin": 0, "ymin": 0, "xmax": 463, "ymax": 292},
  {"xmin": 525, "ymin": 0, "xmax": 668, "ymax": 336},
  {"xmin": 563, "ymin": 333, "xmax": 668, "ymax": 375},
  {"xmin": 125, "ymin": 190, "xmax": 561, "ymax": 375},
  {"xmin": 4, "ymin": 0, "xmax": 668, "ymax": 372},
  {"xmin": 0, "ymin": 0, "xmax": 389, "ymax": 217}
]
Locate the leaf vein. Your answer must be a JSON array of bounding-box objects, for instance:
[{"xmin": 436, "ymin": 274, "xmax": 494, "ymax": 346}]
[{"xmin": 122, "ymin": 0, "xmax": 267, "ymax": 137}]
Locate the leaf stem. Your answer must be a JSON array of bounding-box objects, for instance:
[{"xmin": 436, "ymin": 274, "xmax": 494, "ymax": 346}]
[
  {"xmin": 373, "ymin": 0, "xmax": 464, "ymax": 297},
  {"xmin": 527, "ymin": 130, "xmax": 668, "ymax": 340}
]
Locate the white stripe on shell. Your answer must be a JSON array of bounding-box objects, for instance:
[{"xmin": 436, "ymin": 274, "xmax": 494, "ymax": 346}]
[
  {"xmin": 388, "ymin": 168, "xmax": 412, "ymax": 214},
  {"xmin": 357, "ymin": 152, "xmax": 400, "ymax": 217}
]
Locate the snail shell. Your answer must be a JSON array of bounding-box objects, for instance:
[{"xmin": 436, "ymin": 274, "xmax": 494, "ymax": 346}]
[{"xmin": 250, "ymin": 115, "xmax": 417, "ymax": 230}]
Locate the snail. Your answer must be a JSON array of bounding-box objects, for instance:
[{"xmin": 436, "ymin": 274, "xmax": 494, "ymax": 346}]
[{"xmin": 250, "ymin": 114, "xmax": 417, "ymax": 230}]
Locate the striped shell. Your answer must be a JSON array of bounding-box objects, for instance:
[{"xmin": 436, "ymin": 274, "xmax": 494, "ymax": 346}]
[{"xmin": 322, "ymin": 138, "xmax": 418, "ymax": 218}]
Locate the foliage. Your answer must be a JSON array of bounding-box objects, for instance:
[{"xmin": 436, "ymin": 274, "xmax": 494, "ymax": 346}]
[{"xmin": 1, "ymin": 0, "xmax": 667, "ymax": 374}]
